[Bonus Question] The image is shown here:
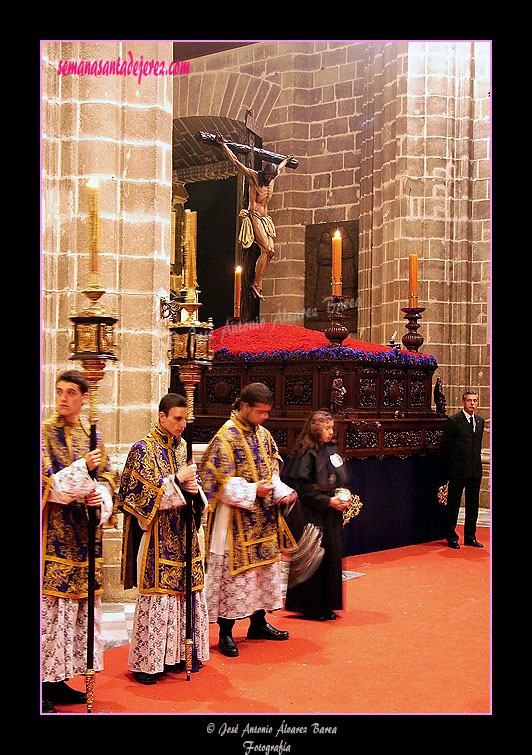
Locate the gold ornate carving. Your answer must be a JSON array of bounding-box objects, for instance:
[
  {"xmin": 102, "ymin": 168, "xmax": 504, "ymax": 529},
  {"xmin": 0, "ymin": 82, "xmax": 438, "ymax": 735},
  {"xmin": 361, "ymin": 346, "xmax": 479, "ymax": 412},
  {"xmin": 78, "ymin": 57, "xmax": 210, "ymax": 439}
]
[
  {"xmin": 185, "ymin": 638, "xmax": 193, "ymax": 679},
  {"xmin": 78, "ymin": 324, "xmax": 98, "ymax": 352},
  {"xmin": 99, "ymin": 324, "xmax": 115, "ymax": 352},
  {"xmin": 171, "ymin": 333, "xmax": 189, "ymax": 359},
  {"xmin": 85, "ymin": 668, "xmax": 95, "ymax": 712},
  {"xmin": 195, "ymin": 334, "xmax": 210, "ymax": 359}
]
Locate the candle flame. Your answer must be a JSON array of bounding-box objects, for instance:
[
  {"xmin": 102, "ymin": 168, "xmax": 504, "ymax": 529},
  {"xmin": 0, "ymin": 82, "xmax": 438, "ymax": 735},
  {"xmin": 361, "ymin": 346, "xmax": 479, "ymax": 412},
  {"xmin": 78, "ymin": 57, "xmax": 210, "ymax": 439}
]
[
  {"xmin": 334, "ymin": 229, "xmax": 341, "ymax": 239},
  {"xmin": 87, "ymin": 177, "xmax": 100, "ymax": 189},
  {"xmin": 235, "ymin": 266, "xmax": 242, "ymax": 273}
]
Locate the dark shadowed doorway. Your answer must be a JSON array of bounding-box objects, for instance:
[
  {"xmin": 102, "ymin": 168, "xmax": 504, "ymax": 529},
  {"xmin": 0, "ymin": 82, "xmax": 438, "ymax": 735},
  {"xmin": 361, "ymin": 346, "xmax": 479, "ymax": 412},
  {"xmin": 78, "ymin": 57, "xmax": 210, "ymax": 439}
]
[{"xmin": 185, "ymin": 175, "xmax": 238, "ymax": 329}]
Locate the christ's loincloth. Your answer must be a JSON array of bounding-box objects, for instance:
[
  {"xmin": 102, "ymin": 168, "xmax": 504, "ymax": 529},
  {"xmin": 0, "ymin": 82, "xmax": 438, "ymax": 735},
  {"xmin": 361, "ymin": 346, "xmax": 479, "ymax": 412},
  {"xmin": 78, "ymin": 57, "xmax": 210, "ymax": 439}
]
[{"xmin": 238, "ymin": 209, "xmax": 276, "ymax": 249}]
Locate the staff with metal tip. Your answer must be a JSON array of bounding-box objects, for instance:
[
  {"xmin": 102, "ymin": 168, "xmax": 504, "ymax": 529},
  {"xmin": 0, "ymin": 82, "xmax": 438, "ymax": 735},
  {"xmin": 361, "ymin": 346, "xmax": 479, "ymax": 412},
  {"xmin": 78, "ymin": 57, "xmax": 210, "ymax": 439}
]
[{"xmin": 69, "ymin": 177, "xmax": 118, "ymax": 712}]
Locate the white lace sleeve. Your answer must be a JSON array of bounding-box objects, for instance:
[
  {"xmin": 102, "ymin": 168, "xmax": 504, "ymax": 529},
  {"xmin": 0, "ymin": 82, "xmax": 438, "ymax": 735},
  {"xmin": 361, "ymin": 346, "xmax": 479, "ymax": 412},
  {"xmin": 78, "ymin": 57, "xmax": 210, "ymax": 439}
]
[
  {"xmin": 271, "ymin": 474, "xmax": 296, "ymax": 502},
  {"xmin": 47, "ymin": 458, "xmax": 97, "ymax": 504},
  {"xmin": 158, "ymin": 476, "xmax": 187, "ymax": 510},
  {"xmin": 267, "ymin": 459, "xmax": 296, "ymax": 503},
  {"xmin": 220, "ymin": 477, "xmax": 257, "ymax": 510},
  {"xmin": 96, "ymin": 483, "xmax": 114, "ymax": 526}
]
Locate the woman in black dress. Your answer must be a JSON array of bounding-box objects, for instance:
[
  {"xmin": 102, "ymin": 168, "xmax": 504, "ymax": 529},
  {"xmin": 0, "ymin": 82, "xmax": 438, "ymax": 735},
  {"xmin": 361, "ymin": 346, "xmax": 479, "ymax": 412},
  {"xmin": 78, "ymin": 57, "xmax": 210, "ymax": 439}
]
[{"xmin": 284, "ymin": 410, "xmax": 350, "ymax": 621}]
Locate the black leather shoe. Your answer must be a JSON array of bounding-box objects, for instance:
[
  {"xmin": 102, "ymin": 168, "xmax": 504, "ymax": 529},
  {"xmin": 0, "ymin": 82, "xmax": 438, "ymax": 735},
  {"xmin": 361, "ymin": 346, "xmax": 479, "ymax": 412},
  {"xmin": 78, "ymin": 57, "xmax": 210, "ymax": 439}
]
[
  {"xmin": 42, "ymin": 699, "xmax": 57, "ymax": 713},
  {"xmin": 133, "ymin": 671, "xmax": 158, "ymax": 685},
  {"xmin": 446, "ymin": 540, "xmax": 460, "ymax": 549},
  {"xmin": 464, "ymin": 538, "xmax": 483, "ymax": 547},
  {"xmin": 247, "ymin": 622, "xmax": 290, "ymax": 641},
  {"xmin": 327, "ymin": 612, "xmax": 338, "ymax": 620},
  {"xmin": 305, "ymin": 614, "xmax": 327, "ymax": 621},
  {"xmin": 43, "ymin": 681, "xmax": 87, "ymax": 704},
  {"xmin": 164, "ymin": 661, "xmax": 186, "ymax": 672},
  {"xmin": 218, "ymin": 634, "xmax": 239, "ymax": 657}
]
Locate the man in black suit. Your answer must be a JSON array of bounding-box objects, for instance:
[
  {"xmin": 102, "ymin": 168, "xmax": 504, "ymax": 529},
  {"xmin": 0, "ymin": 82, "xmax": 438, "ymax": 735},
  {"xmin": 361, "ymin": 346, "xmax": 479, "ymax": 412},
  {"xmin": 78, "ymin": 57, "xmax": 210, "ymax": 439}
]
[{"xmin": 440, "ymin": 391, "xmax": 485, "ymax": 549}]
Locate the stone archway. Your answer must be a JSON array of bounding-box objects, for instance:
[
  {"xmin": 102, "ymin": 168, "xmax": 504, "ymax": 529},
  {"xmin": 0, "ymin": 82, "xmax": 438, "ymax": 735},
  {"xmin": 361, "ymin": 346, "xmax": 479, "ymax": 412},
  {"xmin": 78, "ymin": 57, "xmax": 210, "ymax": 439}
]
[
  {"xmin": 172, "ymin": 69, "xmax": 282, "ymax": 183},
  {"xmin": 172, "ymin": 115, "xmax": 242, "ymax": 184},
  {"xmin": 173, "ymin": 69, "xmax": 281, "ymax": 126},
  {"xmin": 171, "ymin": 69, "xmax": 282, "ymax": 321}
]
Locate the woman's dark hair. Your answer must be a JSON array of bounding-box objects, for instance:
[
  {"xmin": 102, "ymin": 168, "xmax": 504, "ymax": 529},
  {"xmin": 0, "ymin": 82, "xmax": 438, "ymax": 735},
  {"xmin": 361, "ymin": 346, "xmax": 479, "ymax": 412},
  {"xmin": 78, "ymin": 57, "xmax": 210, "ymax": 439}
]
[
  {"xmin": 56, "ymin": 369, "xmax": 89, "ymax": 395},
  {"xmin": 292, "ymin": 409, "xmax": 333, "ymax": 457},
  {"xmin": 232, "ymin": 382, "xmax": 273, "ymax": 411},
  {"xmin": 159, "ymin": 393, "xmax": 186, "ymax": 415}
]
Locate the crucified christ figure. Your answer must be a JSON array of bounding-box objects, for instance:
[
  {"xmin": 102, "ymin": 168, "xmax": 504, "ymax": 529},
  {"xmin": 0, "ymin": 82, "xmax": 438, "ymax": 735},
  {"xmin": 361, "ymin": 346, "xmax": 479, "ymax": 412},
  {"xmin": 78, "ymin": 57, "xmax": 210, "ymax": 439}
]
[{"xmin": 215, "ymin": 133, "xmax": 293, "ymax": 300}]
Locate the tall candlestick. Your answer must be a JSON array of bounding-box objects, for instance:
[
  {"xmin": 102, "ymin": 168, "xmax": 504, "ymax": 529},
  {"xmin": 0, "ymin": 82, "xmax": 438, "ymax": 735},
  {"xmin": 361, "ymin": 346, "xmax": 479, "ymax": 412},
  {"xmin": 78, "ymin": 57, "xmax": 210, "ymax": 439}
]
[
  {"xmin": 184, "ymin": 209, "xmax": 198, "ymax": 292},
  {"xmin": 409, "ymin": 253, "xmax": 418, "ymax": 307},
  {"xmin": 86, "ymin": 178, "xmax": 100, "ymax": 284},
  {"xmin": 234, "ymin": 265, "xmax": 242, "ymax": 318},
  {"xmin": 332, "ymin": 229, "xmax": 342, "ymax": 296}
]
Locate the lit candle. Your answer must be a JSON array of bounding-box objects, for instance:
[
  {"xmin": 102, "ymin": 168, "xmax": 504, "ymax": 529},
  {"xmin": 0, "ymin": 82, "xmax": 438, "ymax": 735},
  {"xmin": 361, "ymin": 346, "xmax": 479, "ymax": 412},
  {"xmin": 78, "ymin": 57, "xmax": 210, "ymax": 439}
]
[
  {"xmin": 86, "ymin": 177, "xmax": 100, "ymax": 282},
  {"xmin": 332, "ymin": 229, "xmax": 342, "ymax": 296},
  {"xmin": 409, "ymin": 253, "xmax": 418, "ymax": 307},
  {"xmin": 234, "ymin": 265, "xmax": 242, "ymax": 317}
]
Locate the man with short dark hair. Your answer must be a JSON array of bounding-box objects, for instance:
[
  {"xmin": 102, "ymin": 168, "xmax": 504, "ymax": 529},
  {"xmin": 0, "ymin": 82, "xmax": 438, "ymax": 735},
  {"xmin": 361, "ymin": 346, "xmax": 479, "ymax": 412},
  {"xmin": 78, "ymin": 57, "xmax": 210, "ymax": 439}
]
[
  {"xmin": 200, "ymin": 382, "xmax": 297, "ymax": 658},
  {"xmin": 440, "ymin": 390, "xmax": 485, "ymax": 549},
  {"xmin": 117, "ymin": 393, "xmax": 209, "ymax": 684},
  {"xmin": 42, "ymin": 370, "xmax": 114, "ymax": 713}
]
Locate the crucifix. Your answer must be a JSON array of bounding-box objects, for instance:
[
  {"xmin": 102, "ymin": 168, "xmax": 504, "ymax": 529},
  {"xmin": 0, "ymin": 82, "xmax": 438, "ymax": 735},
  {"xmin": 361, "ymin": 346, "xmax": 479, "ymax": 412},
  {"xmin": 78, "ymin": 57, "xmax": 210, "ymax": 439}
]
[{"xmin": 197, "ymin": 118, "xmax": 298, "ymax": 323}]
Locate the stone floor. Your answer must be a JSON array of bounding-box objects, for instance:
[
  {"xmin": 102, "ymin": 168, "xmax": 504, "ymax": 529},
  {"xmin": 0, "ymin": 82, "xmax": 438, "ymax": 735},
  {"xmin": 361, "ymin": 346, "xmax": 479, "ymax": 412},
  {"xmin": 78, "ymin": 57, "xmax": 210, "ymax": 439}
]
[{"xmin": 101, "ymin": 507, "xmax": 491, "ymax": 651}]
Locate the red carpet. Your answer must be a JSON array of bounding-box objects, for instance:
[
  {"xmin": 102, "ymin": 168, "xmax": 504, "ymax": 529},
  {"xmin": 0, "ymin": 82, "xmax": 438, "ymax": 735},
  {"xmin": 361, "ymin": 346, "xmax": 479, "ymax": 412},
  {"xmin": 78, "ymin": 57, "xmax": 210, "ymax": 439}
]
[{"xmin": 56, "ymin": 526, "xmax": 490, "ymax": 717}]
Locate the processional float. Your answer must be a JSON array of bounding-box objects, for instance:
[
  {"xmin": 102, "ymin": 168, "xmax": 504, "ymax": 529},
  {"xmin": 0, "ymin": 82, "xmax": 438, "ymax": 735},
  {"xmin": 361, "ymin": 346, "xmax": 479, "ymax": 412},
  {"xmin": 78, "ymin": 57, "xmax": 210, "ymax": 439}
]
[{"xmin": 68, "ymin": 178, "xmax": 118, "ymax": 712}]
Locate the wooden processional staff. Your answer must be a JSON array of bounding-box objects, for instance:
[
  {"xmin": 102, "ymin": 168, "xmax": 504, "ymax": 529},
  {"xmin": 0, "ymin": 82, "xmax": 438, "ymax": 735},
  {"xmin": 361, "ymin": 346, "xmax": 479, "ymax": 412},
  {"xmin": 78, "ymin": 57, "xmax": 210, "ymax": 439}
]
[{"xmin": 69, "ymin": 178, "xmax": 118, "ymax": 712}]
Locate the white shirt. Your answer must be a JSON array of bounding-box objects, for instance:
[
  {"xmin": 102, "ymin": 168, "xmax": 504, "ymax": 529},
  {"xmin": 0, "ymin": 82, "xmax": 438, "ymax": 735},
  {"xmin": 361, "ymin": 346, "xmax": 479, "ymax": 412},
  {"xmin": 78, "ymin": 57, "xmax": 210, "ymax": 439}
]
[{"xmin": 462, "ymin": 409, "xmax": 476, "ymax": 432}]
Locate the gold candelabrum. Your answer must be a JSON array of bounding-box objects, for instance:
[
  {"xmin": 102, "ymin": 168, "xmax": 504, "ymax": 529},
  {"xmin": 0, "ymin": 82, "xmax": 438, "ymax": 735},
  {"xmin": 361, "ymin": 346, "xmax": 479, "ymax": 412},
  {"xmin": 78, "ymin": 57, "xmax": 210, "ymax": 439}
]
[
  {"xmin": 68, "ymin": 178, "xmax": 118, "ymax": 713},
  {"xmin": 165, "ymin": 211, "xmax": 214, "ymax": 406},
  {"xmin": 165, "ymin": 207, "xmax": 214, "ymax": 423},
  {"xmin": 164, "ymin": 206, "xmax": 213, "ymax": 679},
  {"xmin": 161, "ymin": 209, "xmax": 209, "ymax": 327}
]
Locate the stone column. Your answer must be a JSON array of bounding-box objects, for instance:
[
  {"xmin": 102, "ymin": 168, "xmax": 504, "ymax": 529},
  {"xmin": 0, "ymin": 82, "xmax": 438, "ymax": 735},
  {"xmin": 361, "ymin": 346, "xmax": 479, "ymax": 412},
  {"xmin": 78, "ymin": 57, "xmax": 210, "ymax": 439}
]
[
  {"xmin": 398, "ymin": 42, "xmax": 490, "ymax": 438},
  {"xmin": 358, "ymin": 41, "xmax": 409, "ymax": 344},
  {"xmin": 41, "ymin": 40, "xmax": 174, "ymax": 599},
  {"xmin": 357, "ymin": 40, "xmax": 490, "ymax": 505}
]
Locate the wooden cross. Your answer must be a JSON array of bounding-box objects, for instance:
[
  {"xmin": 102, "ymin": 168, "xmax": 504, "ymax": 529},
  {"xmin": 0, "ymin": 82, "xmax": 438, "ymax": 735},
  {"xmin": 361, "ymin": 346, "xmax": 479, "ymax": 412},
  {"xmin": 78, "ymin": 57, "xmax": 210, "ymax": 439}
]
[
  {"xmin": 197, "ymin": 121, "xmax": 298, "ymax": 323},
  {"xmin": 196, "ymin": 131, "xmax": 299, "ymax": 170}
]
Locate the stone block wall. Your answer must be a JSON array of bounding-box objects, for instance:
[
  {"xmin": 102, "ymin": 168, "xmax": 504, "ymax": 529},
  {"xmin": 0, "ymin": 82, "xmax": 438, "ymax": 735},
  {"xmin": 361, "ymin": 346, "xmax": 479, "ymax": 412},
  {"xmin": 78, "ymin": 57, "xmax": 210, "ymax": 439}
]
[
  {"xmin": 41, "ymin": 40, "xmax": 490, "ymax": 605},
  {"xmin": 183, "ymin": 40, "xmax": 490, "ymax": 504},
  {"xmin": 42, "ymin": 41, "xmax": 175, "ymax": 600},
  {"xmin": 41, "ymin": 40, "xmax": 174, "ymax": 460}
]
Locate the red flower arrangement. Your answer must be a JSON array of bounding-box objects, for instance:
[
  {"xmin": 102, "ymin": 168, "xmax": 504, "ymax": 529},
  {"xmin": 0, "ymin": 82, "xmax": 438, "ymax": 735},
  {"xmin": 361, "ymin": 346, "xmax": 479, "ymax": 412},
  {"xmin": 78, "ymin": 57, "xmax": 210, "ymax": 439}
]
[
  {"xmin": 212, "ymin": 322, "xmax": 332, "ymax": 355},
  {"xmin": 211, "ymin": 322, "xmax": 433, "ymax": 362}
]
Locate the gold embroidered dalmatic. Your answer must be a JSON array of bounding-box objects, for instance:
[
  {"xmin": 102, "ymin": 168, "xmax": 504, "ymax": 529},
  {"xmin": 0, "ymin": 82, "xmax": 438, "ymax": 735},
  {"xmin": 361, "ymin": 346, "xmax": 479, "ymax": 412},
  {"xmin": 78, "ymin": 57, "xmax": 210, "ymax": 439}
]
[
  {"xmin": 200, "ymin": 411, "xmax": 296, "ymax": 576},
  {"xmin": 42, "ymin": 415, "xmax": 113, "ymax": 600},
  {"xmin": 117, "ymin": 423, "xmax": 204, "ymax": 595}
]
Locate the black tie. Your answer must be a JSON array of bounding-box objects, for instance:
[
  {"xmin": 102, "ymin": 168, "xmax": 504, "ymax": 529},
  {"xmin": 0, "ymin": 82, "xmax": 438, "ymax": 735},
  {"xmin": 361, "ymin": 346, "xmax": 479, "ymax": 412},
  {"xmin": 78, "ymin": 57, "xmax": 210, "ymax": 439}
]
[{"xmin": 469, "ymin": 415, "xmax": 474, "ymax": 433}]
